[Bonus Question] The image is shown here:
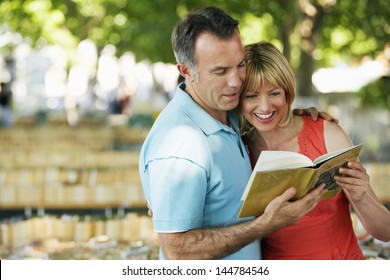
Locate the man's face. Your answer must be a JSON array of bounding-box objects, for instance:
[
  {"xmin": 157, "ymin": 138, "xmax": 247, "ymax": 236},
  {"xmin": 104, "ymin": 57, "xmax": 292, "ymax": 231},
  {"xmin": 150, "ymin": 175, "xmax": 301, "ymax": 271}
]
[{"xmin": 185, "ymin": 31, "xmax": 246, "ymax": 123}]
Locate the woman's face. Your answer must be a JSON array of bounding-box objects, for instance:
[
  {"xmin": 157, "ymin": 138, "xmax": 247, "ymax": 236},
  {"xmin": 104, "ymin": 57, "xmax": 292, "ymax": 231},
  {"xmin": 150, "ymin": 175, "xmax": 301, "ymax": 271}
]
[{"xmin": 240, "ymin": 81, "xmax": 288, "ymax": 132}]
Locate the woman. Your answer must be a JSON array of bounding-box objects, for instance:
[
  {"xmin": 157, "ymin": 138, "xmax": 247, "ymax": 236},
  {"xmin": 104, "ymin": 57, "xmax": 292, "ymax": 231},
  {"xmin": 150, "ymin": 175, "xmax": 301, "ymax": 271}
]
[{"xmin": 240, "ymin": 42, "xmax": 390, "ymax": 259}]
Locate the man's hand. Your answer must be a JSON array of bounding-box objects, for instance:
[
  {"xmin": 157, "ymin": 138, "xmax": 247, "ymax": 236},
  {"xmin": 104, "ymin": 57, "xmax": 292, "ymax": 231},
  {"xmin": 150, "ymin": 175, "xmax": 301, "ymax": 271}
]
[
  {"xmin": 157, "ymin": 184, "xmax": 326, "ymax": 260},
  {"xmin": 293, "ymin": 107, "xmax": 339, "ymax": 123},
  {"xmin": 259, "ymin": 183, "xmax": 327, "ymax": 234}
]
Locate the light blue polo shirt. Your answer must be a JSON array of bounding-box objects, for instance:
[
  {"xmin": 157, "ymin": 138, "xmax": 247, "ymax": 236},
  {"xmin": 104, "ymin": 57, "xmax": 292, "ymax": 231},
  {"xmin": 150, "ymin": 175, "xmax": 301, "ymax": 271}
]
[{"xmin": 139, "ymin": 83, "xmax": 260, "ymax": 260}]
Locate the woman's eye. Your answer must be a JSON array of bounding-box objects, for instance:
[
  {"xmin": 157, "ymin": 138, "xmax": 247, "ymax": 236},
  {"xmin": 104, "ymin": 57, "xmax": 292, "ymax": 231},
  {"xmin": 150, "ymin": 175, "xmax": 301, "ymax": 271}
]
[{"xmin": 238, "ymin": 61, "xmax": 246, "ymax": 68}]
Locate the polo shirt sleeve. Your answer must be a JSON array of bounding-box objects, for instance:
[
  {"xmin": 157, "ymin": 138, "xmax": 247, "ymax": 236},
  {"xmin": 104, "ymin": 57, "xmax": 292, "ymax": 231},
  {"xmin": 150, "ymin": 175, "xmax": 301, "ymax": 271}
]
[{"xmin": 145, "ymin": 156, "xmax": 208, "ymax": 233}]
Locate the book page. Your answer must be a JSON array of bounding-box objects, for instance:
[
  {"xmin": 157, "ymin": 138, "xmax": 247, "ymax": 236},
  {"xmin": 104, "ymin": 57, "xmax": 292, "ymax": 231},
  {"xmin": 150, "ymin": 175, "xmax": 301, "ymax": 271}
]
[
  {"xmin": 239, "ymin": 143, "xmax": 364, "ymax": 218},
  {"xmin": 255, "ymin": 150, "xmax": 313, "ymax": 171},
  {"xmin": 242, "ymin": 151, "xmax": 312, "ymax": 200},
  {"xmin": 313, "ymin": 144, "xmax": 363, "ymax": 166},
  {"xmin": 238, "ymin": 168, "xmax": 316, "ymax": 218}
]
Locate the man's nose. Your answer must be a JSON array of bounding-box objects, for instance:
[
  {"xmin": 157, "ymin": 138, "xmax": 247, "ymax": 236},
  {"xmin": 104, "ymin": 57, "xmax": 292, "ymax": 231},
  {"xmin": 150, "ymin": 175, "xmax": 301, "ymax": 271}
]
[{"xmin": 227, "ymin": 69, "xmax": 243, "ymax": 88}]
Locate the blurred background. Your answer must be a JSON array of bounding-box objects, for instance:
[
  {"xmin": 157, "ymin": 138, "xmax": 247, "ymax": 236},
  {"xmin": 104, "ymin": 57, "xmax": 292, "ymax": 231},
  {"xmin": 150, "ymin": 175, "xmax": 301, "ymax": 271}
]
[{"xmin": 0, "ymin": 0, "xmax": 389, "ymax": 260}]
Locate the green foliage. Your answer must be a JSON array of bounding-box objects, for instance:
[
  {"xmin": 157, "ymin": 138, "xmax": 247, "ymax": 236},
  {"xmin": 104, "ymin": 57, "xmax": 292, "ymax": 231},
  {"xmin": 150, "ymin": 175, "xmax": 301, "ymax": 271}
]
[
  {"xmin": 2, "ymin": 0, "xmax": 388, "ymax": 64},
  {"xmin": 0, "ymin": 0, "xmax": 389, "ymax": 105},
  {"xmin": 356, "ymin": 77, "xmax": 390, "ymax": 110},
  {"xmin": 318, "ymin": 0, "xmax": 389, "ymax": 65}
]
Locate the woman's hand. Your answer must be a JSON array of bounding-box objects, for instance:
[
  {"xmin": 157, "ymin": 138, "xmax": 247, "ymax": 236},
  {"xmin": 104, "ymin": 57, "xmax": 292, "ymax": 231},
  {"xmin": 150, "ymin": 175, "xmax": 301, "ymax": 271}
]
[
  {"xmin": 336, "ymin": 161, "xmax": 390, "ymax": 241},
  {"xmin": 334, "ymin": 161, "xmax": 370, "ymax": 202}
]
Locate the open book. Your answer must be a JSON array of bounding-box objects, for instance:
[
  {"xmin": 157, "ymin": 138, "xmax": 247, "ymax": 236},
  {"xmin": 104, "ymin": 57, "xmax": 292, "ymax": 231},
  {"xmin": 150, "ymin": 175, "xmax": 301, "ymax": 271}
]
[{"xmin": 238, "ymin": 143, "xmax": 363, "ymax": 218}]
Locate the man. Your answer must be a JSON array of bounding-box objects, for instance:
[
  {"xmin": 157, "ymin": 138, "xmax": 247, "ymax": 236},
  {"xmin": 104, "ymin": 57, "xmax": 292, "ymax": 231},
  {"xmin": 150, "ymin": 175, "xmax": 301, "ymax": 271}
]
[{"xmin": 139, "ymin": 6, "xmax": 327, "ymax": 260}]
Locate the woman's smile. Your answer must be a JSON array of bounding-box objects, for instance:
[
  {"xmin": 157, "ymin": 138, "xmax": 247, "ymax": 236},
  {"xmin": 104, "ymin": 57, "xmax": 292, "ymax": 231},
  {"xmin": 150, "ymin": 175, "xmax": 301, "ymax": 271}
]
[{"xmin": 254, "ymin": 111, "xmax": 275, "ymax": 123}]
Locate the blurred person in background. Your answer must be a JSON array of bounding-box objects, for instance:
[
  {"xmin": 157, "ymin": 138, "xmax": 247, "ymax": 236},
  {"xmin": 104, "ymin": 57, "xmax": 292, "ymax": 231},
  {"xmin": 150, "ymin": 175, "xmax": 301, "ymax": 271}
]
[{"xmin": 0, "ymin": 82, "xmax": 13, "ymax": 128}]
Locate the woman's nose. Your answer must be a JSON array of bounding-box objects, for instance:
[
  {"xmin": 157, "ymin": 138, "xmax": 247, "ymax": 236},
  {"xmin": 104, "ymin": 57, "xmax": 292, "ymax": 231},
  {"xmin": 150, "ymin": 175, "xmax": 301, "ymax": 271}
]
[{"xmin": 257, "ymin": 96, "xmax": 271, "ymax": 111}]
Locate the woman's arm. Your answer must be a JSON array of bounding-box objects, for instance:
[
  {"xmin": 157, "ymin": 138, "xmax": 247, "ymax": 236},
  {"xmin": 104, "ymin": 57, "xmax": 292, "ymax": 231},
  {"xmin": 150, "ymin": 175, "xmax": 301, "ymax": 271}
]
[
  {"xmin": 335, "ymin": 161, "xmax": 390, "ymax": 241},
  {"xmin": 324, "ymin": 121, "xmax": 390, "ymax": 241}
]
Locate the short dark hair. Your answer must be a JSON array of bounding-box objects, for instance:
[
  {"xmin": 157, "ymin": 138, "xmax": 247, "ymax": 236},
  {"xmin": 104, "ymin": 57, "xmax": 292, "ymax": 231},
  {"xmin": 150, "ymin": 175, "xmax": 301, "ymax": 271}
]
[{"xmin": 171, "ymin": 6, "xmax": 239, "ymax": 70}]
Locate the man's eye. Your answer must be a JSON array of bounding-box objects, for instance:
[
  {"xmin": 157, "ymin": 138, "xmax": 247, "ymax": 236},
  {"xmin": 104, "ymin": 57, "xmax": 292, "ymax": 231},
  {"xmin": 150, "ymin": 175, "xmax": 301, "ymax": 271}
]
[{"xmin": 214, "ymin": 70, "xmax": 225, "ymax": 75}]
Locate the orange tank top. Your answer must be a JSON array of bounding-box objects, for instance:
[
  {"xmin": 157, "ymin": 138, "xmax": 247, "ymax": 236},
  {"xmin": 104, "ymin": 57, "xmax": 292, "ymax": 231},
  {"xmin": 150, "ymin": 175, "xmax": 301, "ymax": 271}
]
[{"xmin": 261, "ymin": 116, "xmax": 364, "ymax": 259}]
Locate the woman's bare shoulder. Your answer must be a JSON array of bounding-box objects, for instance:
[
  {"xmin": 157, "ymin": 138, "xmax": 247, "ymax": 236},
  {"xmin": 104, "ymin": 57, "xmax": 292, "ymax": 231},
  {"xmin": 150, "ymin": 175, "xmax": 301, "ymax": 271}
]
[{"xmin": 323, "ymin": 120, "xmax": 353, "ymax": 152}]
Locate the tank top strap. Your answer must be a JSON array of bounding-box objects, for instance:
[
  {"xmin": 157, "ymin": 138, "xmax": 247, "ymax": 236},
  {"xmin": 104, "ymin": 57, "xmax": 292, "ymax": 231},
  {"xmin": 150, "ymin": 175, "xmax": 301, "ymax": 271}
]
[{"xmin": 298, "ymin": 116, "xmax": 327, "ymax": 161}]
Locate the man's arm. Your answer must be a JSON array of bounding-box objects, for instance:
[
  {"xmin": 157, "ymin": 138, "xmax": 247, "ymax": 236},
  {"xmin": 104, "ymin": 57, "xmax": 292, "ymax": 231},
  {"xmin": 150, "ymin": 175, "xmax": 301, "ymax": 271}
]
[{"xmin": 159, "ymin": 184, "xmax": 327, "ymax": 259}]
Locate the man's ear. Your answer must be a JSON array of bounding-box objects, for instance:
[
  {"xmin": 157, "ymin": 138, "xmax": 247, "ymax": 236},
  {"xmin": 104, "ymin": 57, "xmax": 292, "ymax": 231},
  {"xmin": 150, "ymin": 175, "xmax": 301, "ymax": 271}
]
[{"xmin": 177, "ymin": 63, "xmax": 194, "ymax": 82}]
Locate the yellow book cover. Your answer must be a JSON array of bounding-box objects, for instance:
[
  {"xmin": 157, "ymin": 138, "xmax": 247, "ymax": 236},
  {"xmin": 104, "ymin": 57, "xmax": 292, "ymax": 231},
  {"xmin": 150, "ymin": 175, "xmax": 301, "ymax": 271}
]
[{"xmin": 238, "ymin": 144, "xmax": 364, "ymax": 218}]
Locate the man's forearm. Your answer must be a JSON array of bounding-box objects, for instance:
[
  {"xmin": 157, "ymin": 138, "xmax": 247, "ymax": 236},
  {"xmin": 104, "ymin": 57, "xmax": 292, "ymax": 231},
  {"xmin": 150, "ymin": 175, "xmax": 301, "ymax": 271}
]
[
  {"xmin": 159, "ymin": 218, "xmax": 273, "ymax": 260},
  {"xmin": 158, "ymin": 185, "xmax": 325, "ymax": 259}
]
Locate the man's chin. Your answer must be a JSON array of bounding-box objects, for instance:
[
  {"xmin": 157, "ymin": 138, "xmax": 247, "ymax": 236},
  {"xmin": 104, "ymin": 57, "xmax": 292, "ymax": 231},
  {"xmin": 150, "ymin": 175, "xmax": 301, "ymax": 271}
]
[{"xmin": 225, "ymin": 101, "xmax": 240, "ymax": 111}]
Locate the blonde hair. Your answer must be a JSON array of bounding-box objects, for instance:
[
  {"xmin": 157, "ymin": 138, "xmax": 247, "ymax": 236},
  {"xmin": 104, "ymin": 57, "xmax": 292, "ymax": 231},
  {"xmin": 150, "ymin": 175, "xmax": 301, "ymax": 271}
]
[{"xmin": 240, "ymin": 42, "xmax": 296, "ymax": 133}]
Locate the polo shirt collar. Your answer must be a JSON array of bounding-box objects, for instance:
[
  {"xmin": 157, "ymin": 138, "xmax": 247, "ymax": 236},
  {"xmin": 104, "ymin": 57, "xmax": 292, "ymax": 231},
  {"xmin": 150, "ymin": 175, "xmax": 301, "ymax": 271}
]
[{"xmin": 175, "ymin": 83, "xmax": 239, "ymax": 136}]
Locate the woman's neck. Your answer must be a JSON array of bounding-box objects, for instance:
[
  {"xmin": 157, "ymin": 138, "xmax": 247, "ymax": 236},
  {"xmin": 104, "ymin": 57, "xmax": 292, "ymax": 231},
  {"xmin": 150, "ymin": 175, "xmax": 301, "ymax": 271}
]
[{"xmin": 249, "ymin": 115, "xmax": 302, "ymax": 153}]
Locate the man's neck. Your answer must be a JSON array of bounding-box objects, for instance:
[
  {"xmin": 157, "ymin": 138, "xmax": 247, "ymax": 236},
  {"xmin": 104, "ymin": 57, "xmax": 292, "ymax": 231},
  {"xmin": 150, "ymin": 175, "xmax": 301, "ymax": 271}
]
[{"xmin": 183, "ymin": 83, "xmax": 228, "ymax": 125}]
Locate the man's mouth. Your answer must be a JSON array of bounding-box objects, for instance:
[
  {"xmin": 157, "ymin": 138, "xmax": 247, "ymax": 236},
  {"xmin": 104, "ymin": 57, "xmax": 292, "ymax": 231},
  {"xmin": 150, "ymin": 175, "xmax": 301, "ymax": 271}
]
[
  {"xmin": 223, "ymin": 92, "xmax": 239, "ymax": 100},
  {"xmin": 225, "ymin": 92, "xmax": 238, "ymax": 97}
]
